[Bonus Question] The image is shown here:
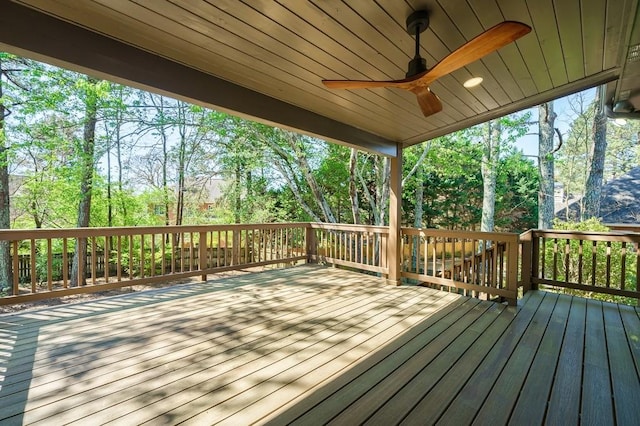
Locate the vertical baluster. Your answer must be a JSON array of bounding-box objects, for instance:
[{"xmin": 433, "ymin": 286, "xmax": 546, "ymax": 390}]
[
  {"xmin": 461, "ymin": 239, "xmax": 466, "ymax": 283},
  {"xmin": 190, "ymin": 232, "xmax": 195, "ymax": 271},
  {"xmin": 12, "ymin": 240, "xmax": 19, "ymax": 294},
  {"xmin": 442, "ymin": 238, "xmax": 447, "ymax": 281},
  {"xmin": 105, "ymin": 235, "xmax": 110, "ymax": 283},
  {"xmin": 46, "ymin": 239, "xmax": 53, "ymax": 291},
  {"xmin": 552, "ymin": 238, "xmax": 559, "ymax": 282},
  {"xmin": 150, "ymin": 233, "xmax": 156, "ymax": 277},
  {"xmin": 180, "ymin": 232, "xmax": 185, "ymax": 271},
  {"xmin": 564, "ymin": 238, "xmax": 570, "ymax": 285},
  {"xmin": 29, "ymin": 239, "xmax": 36, "ymax": 293},
  {"xmin": 605, "ymin": 241, "xmax": 611, "ymax": 288},
  {"xmin": 471, "ymin": 239, "xmax": 477, "ymax": 287},
  {"xmin": 253, "ymin": 229, "xmax": 259, "ymax": 263},
  {"xmin": 261, "ymin": 229, "xmax": 266, "ymax": 262},
  {"xmin": 450, "ymin": 238, "xmax": 455, "ymax": 281},
  {"xmin": 91, "ymin": 236, "xmax": 97, "ymax": 285},
  {"xmin": 539, "ymin": 237, "xmax": 546, "ymax": 279},
  {"xmin": 117, "ymin": 235, "xmax": 122, "ymax": 281},
  {"xmin": 591, "ymin": 241, "xmax": 597, "ymax": 287},
  {"xmin": 129, "ymin": 235, "xmax": 134, "ymax": 279},
  {"xmin": 244, "ymin": 229, "xmax": 249, "ymax": 264},
  {"xmin": 216, "ymin": 230, "xmax": 221, "ymax": 267},
  {"xmin": 620, "ymin": 242, "xmax": 627, "ymax": 290},
  {"xmin": 171, "ymin": 232, "xmax": 176, "ymax": 274},
  {"xmin": 490, "ymin": 241, "xmax": 500, "ymax": 288},
  {"xmin": 161, "ymin": 233, "xmax": 166, "ymax": 276},
  {"xmin": 78, "ymin": 238, "xmax": 85, "ymax": 286},
  {"xmin": 481, "ymin": 239, "xmax": 487, "ymax": 290},
  {"xmin": 431, "ymin": 236, "xmax": 437, "ymax": 277},
  {"xmin": 422, "ymin": 232, "xmax": 429, "ymax": 275},
  {"xmin": 417, "ymin": 233, "xmax": 423, "ymax": 275},
  {"xmin": 140, "ymin": 234, "xmax": 145, "ymax": 278},
  {"xmin": 62, "ymin": 238, "xmax": 68, "ymax": 288},
  {"xmin": 578, "ymin": 239, "xmax": 584, "ymax": 284}
]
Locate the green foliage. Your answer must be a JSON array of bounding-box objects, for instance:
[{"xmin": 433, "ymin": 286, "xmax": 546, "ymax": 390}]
[{"xmin": 542, "ymin": 218, "xmax": 637, "ymax": 305}]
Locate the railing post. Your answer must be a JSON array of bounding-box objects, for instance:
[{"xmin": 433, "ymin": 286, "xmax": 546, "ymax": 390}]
[
  {"xmin": 531, "ymin": 231, "xmax": 539, "ymax": 290},
  {"xmin": 519, "ymin": 230, "xmax": 533, "ymax": 294},
  {"xmin": 305, "ymin": 224, "xmax": 317, "ymax": 264},
  {"xmin": 506, "ymin": 235, "xmax": 519, "ymax": 305},
  {"xmin": 387, "ymin": 143, "xmax": 402, "ymax": 285},
  {"xmin": 199, "ymin": 231, "xmax": 207, "ymax": 281}
]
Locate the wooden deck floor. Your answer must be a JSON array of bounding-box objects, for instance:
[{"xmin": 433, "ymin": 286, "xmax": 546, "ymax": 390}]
[{"xmin": 0, "ymin": 265, "xmax": 638, "ymax": 425}]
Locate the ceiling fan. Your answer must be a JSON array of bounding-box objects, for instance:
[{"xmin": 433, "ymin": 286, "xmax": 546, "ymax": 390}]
[{"xmin": 322, "ymin": 10, "xmax": 531, "ymax": 117}]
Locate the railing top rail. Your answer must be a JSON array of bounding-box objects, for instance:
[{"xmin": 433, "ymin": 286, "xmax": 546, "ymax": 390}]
[
  {"xmin": 401, "ymin": 227, "xmax": 519, "ymax": 242},
  {"xmin": 0, "ymin": 222, "xmax": 311, "ymax": 241},
  {"xmin": 531, "ymin": 229, "xmax": 640, "ymax": 243},
  {"xmin": 309, "ymin": 223, "xmax": 389, "ymax": 233},
  {"xmin": 603, "ymin": 223, "xmax": 640, "ymax": 232}
]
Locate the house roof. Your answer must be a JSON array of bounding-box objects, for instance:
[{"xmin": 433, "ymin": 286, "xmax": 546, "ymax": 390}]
[
  {"xmin": 1, "ymin": 1, "xmax": 639, "ymax": 156},
  {"xmin": 558, "ymin": 167, "xmax": 640, "ymax": 224}
]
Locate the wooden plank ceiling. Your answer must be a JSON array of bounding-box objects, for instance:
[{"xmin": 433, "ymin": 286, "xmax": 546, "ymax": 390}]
[{"xmin": 1, "ymin": 0, "xmax": 639, "ymax": 156}]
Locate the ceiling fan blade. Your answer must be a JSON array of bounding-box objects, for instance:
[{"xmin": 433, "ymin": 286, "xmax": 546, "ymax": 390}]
[
  {"xmin": 419, "ymin": 21, "xmax": 531, "ymax": 84},
  {"xmin": 412, "ymin": 87, "xmax": 442, "ymax": 117},
  {"xmin": 322, "ymin": 79, "xmax": 408, "ymax": 89}
]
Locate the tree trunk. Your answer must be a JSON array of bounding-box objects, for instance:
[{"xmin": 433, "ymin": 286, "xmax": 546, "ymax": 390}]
[
  {"xmin": 71, "ymin": 77, "xmax": 99, "ymax": 287},
  {"xmin": 481, "ymin": 120, "xmax": 501, "ymax": 232},
  {"xmin": 0, "ymin": 67, "xmax": 12, "ymax": 293},
  {"xmin": 348, "ymin": 148, "xmax": 360, "ymax": 224},
  {"xmin": 538, "ymin": 102, "xmax": 556, "ymax": 229},
  {"xmin": 234, "ymin": 161, "xmax": 241, "ymax": 223},
  {"xmin": 583, "ymin": 86, "xmax": 607, "ymax": 220},
  {"xmin": 412, "ymin": 169, "xmax": 424, "ymax": 271}
]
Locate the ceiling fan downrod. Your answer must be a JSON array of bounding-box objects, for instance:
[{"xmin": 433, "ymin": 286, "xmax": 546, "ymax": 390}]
[{"xmin": 406, "ymin": 10, "xmax": 430, "ymax": 78}]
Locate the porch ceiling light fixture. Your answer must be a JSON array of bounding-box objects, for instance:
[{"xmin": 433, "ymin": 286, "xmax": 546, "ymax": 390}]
[{"xmin": 463, "ymin": 76, "xmax": 484, "ymax": 88}]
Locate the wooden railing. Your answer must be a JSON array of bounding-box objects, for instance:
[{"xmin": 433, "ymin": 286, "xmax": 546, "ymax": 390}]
[
  {"xmin": 3, "ymin": 222, "xmax": 637, "ymax": 306},
  {"xmin": 400, "ymin": 228, "xmax": 520, "ymax": 305},
  {"xmin": 402, "ymin": 228, "xmax": 518, "ymax": 304},
  {"xmin": 307, "ymin": 223, "xmax": 389, "ymax": 275},
  {"xmin": 521, "ymin": 229, "xmax": 640, "ymax": 302},
  {"xmin": 0, "ymin": 223, "xmax": 308, "ymax": 305}
]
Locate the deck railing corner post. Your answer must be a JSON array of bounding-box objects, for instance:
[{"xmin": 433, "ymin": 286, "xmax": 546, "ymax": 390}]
[
  {"xmin": 519, "ymin": 230, "xmax": 533, "ymax": 294},
  {"xmin": 305, "ymin": 224, "xmax": 317, "ymax": 264}
]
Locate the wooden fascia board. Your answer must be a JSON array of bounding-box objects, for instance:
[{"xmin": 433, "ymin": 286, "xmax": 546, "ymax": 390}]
[{"xmin": 0, "ymin": 1, "xmax": 398, "ymax": 157}]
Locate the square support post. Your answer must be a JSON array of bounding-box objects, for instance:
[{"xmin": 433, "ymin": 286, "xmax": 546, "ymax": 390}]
[
  {"xmin": 305, "ymin": 225, "xmax": 317, "ymax": 264},
  {"xmin": 387, "ymin": 143, "xmax": 402, "ymax": 285}
]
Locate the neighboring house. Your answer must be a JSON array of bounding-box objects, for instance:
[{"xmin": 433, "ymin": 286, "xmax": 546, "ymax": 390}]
[
  {"xmin": 151, "ymin": 178, "xmax": 227, "ymax": 221},
  {"xmin": 556, "ymin": 167, "xmax": 640, "ymax": 224}
]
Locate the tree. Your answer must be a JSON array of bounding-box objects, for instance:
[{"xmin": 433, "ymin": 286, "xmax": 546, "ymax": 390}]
[
  {"xmin": 582, "ymin": 86, "xmax": 607, "ymax": 219},
  {"xmin": 477, "ymin": 114, "xmax": 530, "ymax": 232},
  {"xmin": 480, "ymin": 120, "xmax": 501, "ymax": 232},
  {"xmin": 253, "ymin": 125, "xmax": 338, "ymax": 223},
  {"xmin": 71, "ymin": 76, "xmax": 102, "ymax": 287},
  {"xmin": 0, "ymin": 54, "xmax": 13, "ymax": 291},
  {"xmin": 555, "ymin": 90, "xmax": 595, "ymax": 217},
  {"xmin": 538, "ymin": 101, "xmax": 556, "ymax": 229}
]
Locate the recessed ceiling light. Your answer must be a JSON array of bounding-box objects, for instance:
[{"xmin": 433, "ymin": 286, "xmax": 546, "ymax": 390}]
[{"xmin": 463, "ymin": 77, "xmax": 483, "ymax": 88}]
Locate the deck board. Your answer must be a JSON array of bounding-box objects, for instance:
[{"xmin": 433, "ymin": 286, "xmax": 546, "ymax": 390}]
[
  {"xmin": 582, "ymin": 299, "xmax": 614, "ymax": 425},
  {"xmin": 0, "ymin": 265, "xmax": 638, "ymax": 425}
]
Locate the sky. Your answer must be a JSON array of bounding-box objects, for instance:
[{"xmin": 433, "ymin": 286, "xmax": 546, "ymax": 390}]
[{"xmin": 514, "ymin": 87, "xmax": 596, "ymax": 160}]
